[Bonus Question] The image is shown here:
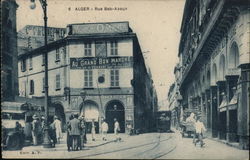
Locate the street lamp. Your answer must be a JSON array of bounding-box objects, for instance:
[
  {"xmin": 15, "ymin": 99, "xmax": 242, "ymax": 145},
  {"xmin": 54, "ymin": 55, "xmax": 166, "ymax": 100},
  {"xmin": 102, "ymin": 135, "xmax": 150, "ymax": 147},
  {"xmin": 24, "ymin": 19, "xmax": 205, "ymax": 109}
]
[{"xmin": 30, "ymin": 0, "xmax": 52, "ymax": 148}]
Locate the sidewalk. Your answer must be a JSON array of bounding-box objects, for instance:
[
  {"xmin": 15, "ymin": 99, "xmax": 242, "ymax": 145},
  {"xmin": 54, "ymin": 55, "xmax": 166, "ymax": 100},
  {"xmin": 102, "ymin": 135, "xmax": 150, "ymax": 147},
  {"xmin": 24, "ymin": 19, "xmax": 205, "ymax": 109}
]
[
  {"xmin": 2, "ymin": 133, "xmax": 130, "ymax": 159},
  {"xmin": 171, "ymin": 127, "xmax": 245, "ymax": 150},
  {"xmin": 166, "ymin": 128, "xmax": 249, "ymax": 160}
]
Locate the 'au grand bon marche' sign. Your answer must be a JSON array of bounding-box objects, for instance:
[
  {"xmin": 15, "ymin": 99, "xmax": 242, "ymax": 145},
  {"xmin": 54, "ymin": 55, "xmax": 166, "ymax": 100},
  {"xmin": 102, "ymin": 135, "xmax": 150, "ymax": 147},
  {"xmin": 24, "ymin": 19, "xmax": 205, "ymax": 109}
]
[{"xmin": 70, "ymin": 56, "xmax": 133, "ymax": 69}]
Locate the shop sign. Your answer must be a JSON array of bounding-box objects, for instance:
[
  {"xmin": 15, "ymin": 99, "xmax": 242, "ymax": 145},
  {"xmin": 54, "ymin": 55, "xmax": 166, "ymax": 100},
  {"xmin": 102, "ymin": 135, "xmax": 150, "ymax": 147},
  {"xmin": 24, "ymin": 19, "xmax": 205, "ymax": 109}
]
[
  {"xmin": 70, "ymin": 56, "xmax": 133, "ymax": 69},
  {"xmin": 72, "ymin": 22, "xmax": 129, "ymax": 35}
]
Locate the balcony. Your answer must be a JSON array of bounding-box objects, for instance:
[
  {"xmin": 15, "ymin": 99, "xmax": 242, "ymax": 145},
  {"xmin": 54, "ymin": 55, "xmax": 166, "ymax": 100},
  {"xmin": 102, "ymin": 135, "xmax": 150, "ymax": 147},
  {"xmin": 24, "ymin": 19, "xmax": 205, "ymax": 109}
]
[{"xmin": 180, "ymin": 0, "xmax": 240, "ymax": 88}]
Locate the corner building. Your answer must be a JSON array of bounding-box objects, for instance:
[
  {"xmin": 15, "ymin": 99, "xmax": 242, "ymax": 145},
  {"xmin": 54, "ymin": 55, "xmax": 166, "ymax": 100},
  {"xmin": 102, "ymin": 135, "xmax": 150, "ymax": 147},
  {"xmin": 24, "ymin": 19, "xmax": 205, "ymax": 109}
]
[
  {"xmin": 1, "ymin": 0, "xmax": 19, "ymax": 101},
  {"xmin": 18, "ymin": 22, "xmax": 156, "ymax": 134},
  {"xmin": 178, "ymin": 0, "xmax": 249, "ymax": 149}
]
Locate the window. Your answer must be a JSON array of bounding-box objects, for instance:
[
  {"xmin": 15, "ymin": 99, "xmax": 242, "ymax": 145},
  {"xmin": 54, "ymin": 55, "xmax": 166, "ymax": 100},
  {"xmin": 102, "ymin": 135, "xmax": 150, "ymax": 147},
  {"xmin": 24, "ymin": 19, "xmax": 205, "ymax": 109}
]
[
  {"xmin": 55, "ymin": 48, "xmax": 60, "ymax": 62},
  {"xmin": 42, "ymin": 54, "xmax": 45, "ymax": 66},
  {"xmin": 84, "ymin": 70, "xmax": 93, "ymax": 88},
  {"xmin": 110, "ymin": 41, "xmax": 118, "ymax": 55},
  {"xmin": 29, "ymin": 56, "xmax": 33, "ymax": 70},
  {"xmin": 110, "ymin": 70, "xmax": 119, "ymax": 87},
  {"xmin": 84, "ymin": 43, "xmax": 92, "ymax": 56},
  {"xmin": 21, "ymin": 59, "xmax": 26, "ymax": 72},
  {"xmin": 55, "ymin": 74, "xmax": 61, "ymax": 90},
  {"xmin": 30, "ymin": 80, "xmax": 34, "ymax": 95},
  {"xmin": 95, "ymin": 41, "xmax": 107, "ymax": 57}
]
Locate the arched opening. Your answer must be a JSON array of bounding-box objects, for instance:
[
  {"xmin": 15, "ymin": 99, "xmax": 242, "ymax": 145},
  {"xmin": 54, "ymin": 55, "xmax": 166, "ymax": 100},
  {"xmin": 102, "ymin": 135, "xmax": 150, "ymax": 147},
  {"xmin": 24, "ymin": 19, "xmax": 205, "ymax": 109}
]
[
  {"xmin": 212, "ymin": 64, "xmax": 217, "ymax": 85},
  {"xmin": 105, "ymin": 100, "xmax": 125, "ymax": 133},
  {"xmin": 219, "ymin": 55, "xmax": 226, "ymax": 80},
  {"xmin": 229, "ymin": 42, "xmax": 239, "ymax": 68},
  {"xmin": 52, "ymin": 103, "xmax": 66, "ymax": 132},
  {"xmin": 80, "ymin": 100, "xmax": 99, "ymax": 133}
]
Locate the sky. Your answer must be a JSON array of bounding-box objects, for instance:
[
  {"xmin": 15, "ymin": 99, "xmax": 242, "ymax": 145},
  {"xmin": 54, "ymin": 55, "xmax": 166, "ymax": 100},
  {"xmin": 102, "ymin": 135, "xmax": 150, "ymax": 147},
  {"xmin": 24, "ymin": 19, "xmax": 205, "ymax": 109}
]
[{"xmin": 16, "ymin": 0, "xmax": 185, "ymax": 110}]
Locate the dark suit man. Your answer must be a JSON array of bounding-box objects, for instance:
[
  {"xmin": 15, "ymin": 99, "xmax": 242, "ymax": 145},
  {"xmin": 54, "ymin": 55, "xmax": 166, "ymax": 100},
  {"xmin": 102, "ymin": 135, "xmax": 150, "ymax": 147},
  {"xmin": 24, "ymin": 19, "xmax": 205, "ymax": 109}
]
[{"xmin": 69, "ymin": 114, "xmax": 81, "ymax": 151}]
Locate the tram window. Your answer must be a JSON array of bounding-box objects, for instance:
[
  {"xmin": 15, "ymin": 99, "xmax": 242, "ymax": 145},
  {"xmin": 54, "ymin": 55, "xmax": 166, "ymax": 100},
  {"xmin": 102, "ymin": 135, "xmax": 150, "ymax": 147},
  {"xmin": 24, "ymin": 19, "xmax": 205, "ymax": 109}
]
[
  {"xmin": 26, "ymin": 116, "xmax": 33, "ymax": 123},
  {"xmin": 2, "ymin": 113, "xmax": 25, "ymax": 120}
]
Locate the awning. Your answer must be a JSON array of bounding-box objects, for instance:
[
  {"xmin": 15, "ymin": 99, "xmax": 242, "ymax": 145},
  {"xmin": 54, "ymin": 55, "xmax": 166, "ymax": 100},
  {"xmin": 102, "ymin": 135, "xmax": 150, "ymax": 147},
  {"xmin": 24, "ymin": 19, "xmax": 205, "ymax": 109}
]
[{"xmin": 219, "ymin": 93, "xmax": 238, "ymax": 112}]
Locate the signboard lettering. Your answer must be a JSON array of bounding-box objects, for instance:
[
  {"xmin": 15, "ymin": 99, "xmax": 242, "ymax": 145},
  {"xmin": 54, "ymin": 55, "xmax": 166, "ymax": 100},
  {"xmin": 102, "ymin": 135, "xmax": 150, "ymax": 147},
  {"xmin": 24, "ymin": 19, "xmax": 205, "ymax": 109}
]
[
  {"xmin": 70, "ymin": 56, "xmax": 133, "ymax": 69},
  {"xmin": 72, "ymin": 22, "xmax": 129, "ymax": 34}
]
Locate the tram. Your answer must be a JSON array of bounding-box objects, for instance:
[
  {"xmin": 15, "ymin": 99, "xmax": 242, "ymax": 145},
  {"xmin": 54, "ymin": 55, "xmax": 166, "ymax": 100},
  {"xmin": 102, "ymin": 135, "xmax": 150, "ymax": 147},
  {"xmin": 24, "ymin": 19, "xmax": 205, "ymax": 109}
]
[
  {"xmin": 2, "ymin": 101, "xmax": 46, "ymax": 150},
  {"xmin": 156, "ymin": 111, "xmax": 171, "ymax": 132}
]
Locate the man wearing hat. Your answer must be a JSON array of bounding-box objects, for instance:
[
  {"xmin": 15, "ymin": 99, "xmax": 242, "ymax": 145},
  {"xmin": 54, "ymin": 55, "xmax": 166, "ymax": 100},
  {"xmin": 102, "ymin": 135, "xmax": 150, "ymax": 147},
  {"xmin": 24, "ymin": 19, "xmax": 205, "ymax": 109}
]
[
  {"xmin": 31, "ymin": 114, "xmax": 39, "ymax": 145},
  {"xmin": 69, "ymin": 113, "xmax": 81, "ymax": 151},
  {"xmin": 52, "ymin": 115, "xmax": 62, "ymax": 144}
]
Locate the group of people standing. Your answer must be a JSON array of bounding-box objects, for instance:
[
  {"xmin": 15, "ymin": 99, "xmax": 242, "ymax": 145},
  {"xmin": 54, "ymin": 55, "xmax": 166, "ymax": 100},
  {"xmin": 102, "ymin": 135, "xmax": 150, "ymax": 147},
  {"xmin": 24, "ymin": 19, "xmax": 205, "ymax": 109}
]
[
  {"xmin": 67, "ymin": 114, "xmax": 122, "ymax": 152},
  {"xmin": 31, "ymin": 114, "xmax": 62, "ymax": 146},
  {"xmin": 31, "ymin": 113, "xmax": 122, "ymax": 151},
  {"xmin": 66, "ymin": 113, "xmax": 86, "ymax": 151}
]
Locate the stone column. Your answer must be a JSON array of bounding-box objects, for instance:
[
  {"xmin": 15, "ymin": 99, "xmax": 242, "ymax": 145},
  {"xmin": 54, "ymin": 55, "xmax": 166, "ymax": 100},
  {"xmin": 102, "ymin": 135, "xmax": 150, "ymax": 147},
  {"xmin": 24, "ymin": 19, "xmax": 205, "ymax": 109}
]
[
  {"xmin": 210, "ymin": 85, "xmax": 218, "ymax": 138},
  {"xmin": 216, "ymin": 81, "xmax": 226, "ymax": 139},
  {"xmin": 205, "ymin": 89, "xmax": 211, "ymax": 130},
  {"xmin": 225, "ymin": 75, "xmax": 239, "ymax": 142},
  {"xmin": 238, "ymin": 64, "xmax": 250, "ymax": 149}
]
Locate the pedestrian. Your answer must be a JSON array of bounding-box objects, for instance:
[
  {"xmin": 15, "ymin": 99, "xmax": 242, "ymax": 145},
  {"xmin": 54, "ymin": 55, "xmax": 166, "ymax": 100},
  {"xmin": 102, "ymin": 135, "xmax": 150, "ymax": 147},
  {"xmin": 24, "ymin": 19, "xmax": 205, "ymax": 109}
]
[
  {"xmin": 91, "ymin": 119, "xmax": 96, "ymax": 141},
  {"xmin": 114, "ymin": 118, "xmax": 121, "ymax": 142},
  {"xmin": 49, "ymin": 121, "xmax": 57, "ymax": 147},
  {"xmin": 67, "ymin": 114, "xmax": 74, "ymax": 151},
  {"xmin": 41, "ymin": 116, "xmax": 45, "ymax": 131},
  {"xmin": 78, "ymin": 115, "xmax": 86, "ymax": 150},
  {"xmin": 186, "ymin": 112, "xmax": 196, "ymax": 123},
  {"xmin": 31, "ymin": 114, "xmax": 39, "ymax": 145},
  {"xmin": 186, "ymin": 112, "xmax": 196, "ymax": 143},
  {"xmin": 101, "ymin": 119, "xmax": 109, "ymax": 141},
  {"xmin": 69, "ymin": 113, "xmax": 81, "ymax": 151},
  {"xmin": 194, "ymin": 116, "xmax": 206, "ymax": 147},
  {"xmin": 52, "ymin": 116, "xmax": 62, "ymax": 144}
]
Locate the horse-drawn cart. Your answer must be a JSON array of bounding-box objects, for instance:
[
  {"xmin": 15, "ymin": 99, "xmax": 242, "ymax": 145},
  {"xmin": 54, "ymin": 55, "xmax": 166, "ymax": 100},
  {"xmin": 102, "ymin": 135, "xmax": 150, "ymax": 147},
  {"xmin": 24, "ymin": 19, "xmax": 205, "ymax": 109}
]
[{"xmin": 180, "ymin": 121, "xmax": 195, "ymax": 137}]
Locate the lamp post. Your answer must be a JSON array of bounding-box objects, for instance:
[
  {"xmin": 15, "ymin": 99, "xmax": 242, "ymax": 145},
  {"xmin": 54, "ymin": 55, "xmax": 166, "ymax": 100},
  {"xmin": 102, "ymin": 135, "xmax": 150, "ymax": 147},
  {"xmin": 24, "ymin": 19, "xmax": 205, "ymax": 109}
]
[
  {"xmin": 80, "ymin": 90, "xmax": 87, "ymax": 117},
  {"xmin": 30, "ymin": 0, "xmax": 52, "ymax": 148}
]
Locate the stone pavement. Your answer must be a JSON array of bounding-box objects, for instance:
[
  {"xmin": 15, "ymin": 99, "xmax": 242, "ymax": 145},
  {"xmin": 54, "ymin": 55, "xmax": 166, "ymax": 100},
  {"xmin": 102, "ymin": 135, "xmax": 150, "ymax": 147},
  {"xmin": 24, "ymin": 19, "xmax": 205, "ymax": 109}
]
[
  {"xmin": 2, "ymin": 133, "xmax": 130, "ymax": 159},
  {"xmin": 2, "ymin": 131, "xmax": 249, "ymax": 159},
  {"xmin": 162, "ymin": 129, "xmax": 249, "ymax": 160}
]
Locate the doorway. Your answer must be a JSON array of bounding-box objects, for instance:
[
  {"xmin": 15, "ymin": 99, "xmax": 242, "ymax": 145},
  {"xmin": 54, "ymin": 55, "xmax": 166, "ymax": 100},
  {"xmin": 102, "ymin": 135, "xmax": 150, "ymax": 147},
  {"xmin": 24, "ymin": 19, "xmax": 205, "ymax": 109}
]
[{"xmin": 105, "ymin": 100, "xmax": 125, "ymax": 133}]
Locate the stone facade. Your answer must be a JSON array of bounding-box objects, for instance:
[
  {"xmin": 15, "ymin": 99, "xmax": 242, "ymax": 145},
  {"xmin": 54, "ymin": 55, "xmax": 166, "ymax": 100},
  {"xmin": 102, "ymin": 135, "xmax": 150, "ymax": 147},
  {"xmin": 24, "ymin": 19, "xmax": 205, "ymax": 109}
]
[
  {"xmin": 18, "ymin": 25, "xmax": 66, "ymax": 56},
  {"xmin": 1, "ymin": 0, "xmax": 19, "ymax": 101},
  {"xmin": 18, "ymin": 22, "xmax": 157, "ymax": 134},
  {"xmin": 178, "ymin": 0, "xmax": 249, "ymax": 149},
  {"xmin": 167, "ymin": 63, "xmax": 182, "ymax": 129}
]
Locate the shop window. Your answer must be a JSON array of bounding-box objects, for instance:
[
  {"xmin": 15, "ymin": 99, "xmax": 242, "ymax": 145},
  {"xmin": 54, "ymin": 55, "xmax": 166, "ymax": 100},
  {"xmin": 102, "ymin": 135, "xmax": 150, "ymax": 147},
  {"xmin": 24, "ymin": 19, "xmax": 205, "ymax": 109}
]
[
  {"xmin": 84, "ymin": 43, "xmax": 92, "ymax": 56},
  {"xmin": 110, "ymin": 70, "xmax": 119, "ymax": 87},
  {"xmin": 110, "ymin": 41, "xmax": 118, "ymax": 56},
  {"xmin": 84, "ymin": 70, "xmax": 93, "ymax": 88}
]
